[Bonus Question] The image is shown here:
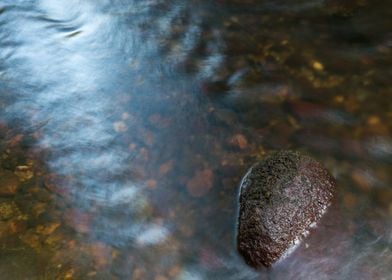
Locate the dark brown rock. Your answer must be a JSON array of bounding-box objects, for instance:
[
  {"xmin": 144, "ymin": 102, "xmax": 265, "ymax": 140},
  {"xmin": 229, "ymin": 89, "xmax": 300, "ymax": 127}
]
[{"xmin": 237, "ymin": 150, "xmax": 336, "ymax": 268}]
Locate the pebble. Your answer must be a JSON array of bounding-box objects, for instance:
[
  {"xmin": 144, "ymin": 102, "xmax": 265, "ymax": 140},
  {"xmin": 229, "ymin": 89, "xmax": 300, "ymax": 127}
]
[
  {"xmin": 312, "ymin": 61, "xmax": 324, "ymax": 71},
  {"xmin": 146, "ymin": 179, "xmax": 158, "ymax": 189},
  {"xmin": 14, "ymin": 165, "xmax": 34, "ymax": 181},
  {"xmin": 186, "ymin": 169, "xmax": 214, "ymax": 197},
  {"xmin": 228, "ymin": 134, "xmax": 248, "ymax": 150},
  {"xmin": 159, "ymin": 160, "xmax": 174, "ymax": 176},
  {"xmin": 0, "ymin": 201, "xmax": 19, "ymax": 220},
  {"xmin": 113, "ymin": 121, "xmax": 128, "ymax": 133},
  {"xmin": 0, "ymin": 169, "xmax": 20, "ymax": 196},
  {"xmin": 63, "ymin": 209, "xmax": 91, "ymax": 234}
]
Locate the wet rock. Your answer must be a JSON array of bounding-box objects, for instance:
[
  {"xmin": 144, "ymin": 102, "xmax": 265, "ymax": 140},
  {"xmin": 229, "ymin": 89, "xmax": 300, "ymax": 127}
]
[{"xmin": 237, "ymin": 150, "xmax": 336, "ymax": 268}]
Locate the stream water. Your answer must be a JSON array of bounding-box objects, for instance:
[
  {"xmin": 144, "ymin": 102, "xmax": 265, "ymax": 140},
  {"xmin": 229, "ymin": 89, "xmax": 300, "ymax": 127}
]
[{"xmin": 0, "ymin": 0, "xmax": 391, "ymax": 279}]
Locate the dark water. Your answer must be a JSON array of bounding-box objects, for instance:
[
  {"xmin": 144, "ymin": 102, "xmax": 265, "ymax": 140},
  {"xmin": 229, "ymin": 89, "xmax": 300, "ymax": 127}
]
[{"xmin": 0, "ymin": 0, "xmax": 391, "ymax": 279}]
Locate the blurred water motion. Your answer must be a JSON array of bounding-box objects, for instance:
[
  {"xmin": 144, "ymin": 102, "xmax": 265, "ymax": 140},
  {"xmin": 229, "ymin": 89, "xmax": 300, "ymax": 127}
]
[{"xmin": 0, "ymin": 0, "xmax": 391, "ymax": 279}]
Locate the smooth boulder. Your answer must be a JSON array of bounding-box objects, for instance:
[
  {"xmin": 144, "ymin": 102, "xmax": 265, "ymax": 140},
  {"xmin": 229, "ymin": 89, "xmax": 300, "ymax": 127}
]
[{"xmin": 237, "ymin": 150, "xmax": 336, "ymax": 268}]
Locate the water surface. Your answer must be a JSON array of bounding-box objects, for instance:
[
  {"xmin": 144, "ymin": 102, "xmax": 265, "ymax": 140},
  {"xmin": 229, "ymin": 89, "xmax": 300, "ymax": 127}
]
[{"xmin": 0, "ymin": 0, "xmax": 391, "ymax": 279}]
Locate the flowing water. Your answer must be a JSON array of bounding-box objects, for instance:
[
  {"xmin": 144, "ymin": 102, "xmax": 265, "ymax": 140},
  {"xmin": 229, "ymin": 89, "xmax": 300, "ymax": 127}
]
[{"xmin": 0, "ymin": 0, "xmax": 391, "ymax": 279}]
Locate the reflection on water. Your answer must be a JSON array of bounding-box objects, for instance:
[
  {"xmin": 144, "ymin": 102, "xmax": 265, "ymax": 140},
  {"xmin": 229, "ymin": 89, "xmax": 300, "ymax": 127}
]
[{"xmin": 0, "ymin": 0, "xmax": 391, "ymax": 279}]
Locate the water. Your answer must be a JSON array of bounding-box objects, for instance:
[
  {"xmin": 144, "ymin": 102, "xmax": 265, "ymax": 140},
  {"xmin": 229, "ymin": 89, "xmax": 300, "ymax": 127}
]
[{"xmin": 0, "ymin": 0, "xmax": 391, "ymax": 279}]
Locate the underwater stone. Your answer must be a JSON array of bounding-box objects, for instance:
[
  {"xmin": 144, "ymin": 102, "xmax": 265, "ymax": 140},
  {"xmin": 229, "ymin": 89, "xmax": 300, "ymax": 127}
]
[{"xmin": 237, "ymin": 150, "xmax": 336, "ymax": 268}]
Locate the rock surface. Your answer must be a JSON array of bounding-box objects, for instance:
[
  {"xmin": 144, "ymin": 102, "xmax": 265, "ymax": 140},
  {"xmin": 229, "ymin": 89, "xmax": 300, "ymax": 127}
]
[{"xmin": 237, "ymin": 150, "xmax": 336, "ymax": 268}]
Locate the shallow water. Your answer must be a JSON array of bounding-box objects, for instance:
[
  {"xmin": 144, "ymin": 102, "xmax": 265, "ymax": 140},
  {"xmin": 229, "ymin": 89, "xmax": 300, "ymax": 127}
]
[{"xmin": 0, "ymin": 0, "xmax": 391, "ymax": 279}]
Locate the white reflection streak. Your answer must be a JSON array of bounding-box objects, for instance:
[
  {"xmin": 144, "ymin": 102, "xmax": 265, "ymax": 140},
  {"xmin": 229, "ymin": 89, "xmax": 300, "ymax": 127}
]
[
  {"xmin": 2, "ymin": 0, "xmax": 169, "ymax": 246},
  {"xmin": 136, "ymin": 224, "xmax": 170, "ymax": 246}
]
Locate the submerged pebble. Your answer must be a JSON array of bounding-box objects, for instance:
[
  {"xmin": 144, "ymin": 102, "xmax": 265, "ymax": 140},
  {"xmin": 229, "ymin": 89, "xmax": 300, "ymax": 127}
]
[
  {"xmin": 237, "ymin": 150, "xmax": 336, "ymax": 268},
  {"xmin": 0, "ymin": 169, "xmax": 20, "ymax": 196}
]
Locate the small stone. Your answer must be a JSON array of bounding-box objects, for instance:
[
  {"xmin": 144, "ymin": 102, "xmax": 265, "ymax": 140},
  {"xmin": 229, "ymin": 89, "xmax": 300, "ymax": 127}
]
[
  {"xmin": 121, "ymin": 112, "xmax": 130, "ymax": 120},
  {"xmin": 333, "ymin": 95, "xmax": 344, "ymax": 103},
  {"xmin": 288, "ymin": 100, "xmax": 325, "ymax": 121},
  {"xmin": 0, "ymin": 170, "xmax": 20, "ymax": 196},
  {"xmin": 0, "ymin": 220, "xmax": 26, "ymax": 238},
  {"xmin": 14, "ymin": 165, "xmax": 34, "ymax": 181},
  {"xmin": 142, "ymin": 130, "xmax": 155, "ymax": 146},
  {"xmin": 351, "ymin": 170, "xmax": 372, "ymax": 191},
  {"xmin": 186, "ymin": 169, "xmax": 214, "ymax": 197},
  {"xmin": 64, "ymin": 209, "xmax": 91, "ymax": 234},
  {"xmin": 312, "ymin": 61, "xmax": 324, "ymax": 71},
  {"xmin": 113, "ymin": 121, "xmax": 128, "ymax": 133},
  {"xmin": 343, "ymin": 193, "xmax": 357, "ymax": 209},
  {"xmin": 367, "ymin": 116, "xmax": 380, "ymax": 125},
  {"xmin": 7, "ymin": 134, "xmax": 23, "ymax": 146},
  {"xmin": 154, "ymin": 275, "xmax": 168, "ymax": 280},
  {"xmin": 159, "ymin": 160, "xmax": 174, "ymax": 176},
  {"xmin": 19, "ymin": 231, "xmax": 42, "ymax": 250},
  {"xmin": 168, "ymin": 266, "xmax": 181, "ymax": 278},
  {"xmin": 237, "ymin": 151, "xmax": 336, "ymax": 268},
  {"xmin": 87, "ymin": 271, "xmax": 97, "ymax": 277},
  {"xmin": 44, "ymin": 174, "xmax": 71, "ymax": 199},
  {"xmin": 0, "ymin": 201, "xmax": 18, "ymax": 220},
  {"xmin": 90, "ymin": 242, "xmax": 112, "ymax": 269},
  {"xmin": 228, "ymin": 134, "xmax": 248, "ymax": 150},
  {"xmin": 132, "ymin": 268, "xmax": 145, "ymax": 280},
  {"xmin": 148, "ymin": 114, "xmax": 171, "ymax": 128},
  {"xmin": 35, "ymin": 223, "xmax": 60, "ymax": 235},
  {"xmin": 129, "ymin": 143, "xmax": 137, "ymax": 151},
  {"xmin": 64, "ymin": 269, "xmax": 75, "ymax": 280},
  {"xmin": 146, "ymin": 179, "xmax": 157, "ymax": 189}
]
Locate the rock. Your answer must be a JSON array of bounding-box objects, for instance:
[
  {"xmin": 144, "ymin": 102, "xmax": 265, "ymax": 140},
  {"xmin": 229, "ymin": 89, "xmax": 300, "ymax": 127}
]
[{"xmin": 237, "ymin": 150, "xmax": 336, "ymax": 268}]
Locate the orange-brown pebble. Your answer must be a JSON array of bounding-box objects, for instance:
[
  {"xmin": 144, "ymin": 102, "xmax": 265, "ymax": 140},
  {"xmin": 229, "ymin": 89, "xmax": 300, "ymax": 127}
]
[
  {"xmin": 132, "ymin": 268, "xmax": 145, "ymax": 280},
  {"xmin": 351, "ymin": 170, "xmax": 371, "ymax": 191},
  {"xmin": 148, "ymin": 114, "xmax": 171, "ymax": 128},
  {"xmin": 35, "ymin": 223, "xmax": 60, "ymax": 235},
  {"xmin": 186, "ymin": 169, "xmax": 214, "ymax": 197},
  {"xmin": 0, "ymin": 170, "xmax": 19, "ymax": 196},
  {"xmin": 154, "ymin": 275, "xmax": 168, "ymax": 280},
  {"xmin": 343, "ymin": 193, "xmax": 357, "ymax": 209},
  {"xmin": 129, "ymin": 143, "xmax": 137, "ymax": 151},
  {"xmin": 146, "ymin": 179, "xmax": 157, "ymax": 189},
  {"xmin": 229, "ymin": 134, "xmax": 248, "ymax": 150},
  {"xmin": 159, "ymin": 160, "xmax": 174, "ymax": 176},
  {"xmin": 333, "ymin": 95, "xmax": 344, "ymax": 103},
  {"xmin": 7, "ymin": 134, "xmax": 23, "ymax": 146},
  {"xmin": 142, "ymin": 130, "xmax": 155, "ymax": 146},
  {"xmin": 312, "ymin": 61, "xmax": 324, "ymax": 71},
  {"xmin": 168, "ymin": 266, "xmax": 182, "ymax": 278},
  {"xmin": 367, "ymin": 116, "xmax": 380, "ymax": 125},
  {"xmin": 63, "ymin": 209, "xmax": 91, "ymax": 234},
  {"xmin": 90, "ymin": 242, "xmax": 111, "ymax": 269},
  {"xmin": 8, "ymin": 220, "xmax": 27, "ymax": 234},
  {"xmin": 0, "ymin": 220, "xmax": 26, "ymax": 238}
]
